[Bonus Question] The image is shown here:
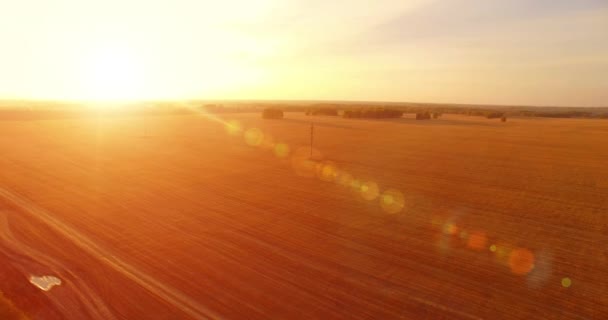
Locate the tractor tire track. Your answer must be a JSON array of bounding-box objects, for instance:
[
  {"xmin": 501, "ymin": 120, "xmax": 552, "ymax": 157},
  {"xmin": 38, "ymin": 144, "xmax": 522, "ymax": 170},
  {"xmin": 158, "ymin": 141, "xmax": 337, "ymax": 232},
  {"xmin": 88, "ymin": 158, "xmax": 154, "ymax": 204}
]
[
  {"xmin": 0, "ymin": 212, "xmax": 117, "ymax": 320},
  {"xmin": 0, "ymin": 186, "xmax": 219, "ymax": 320}
]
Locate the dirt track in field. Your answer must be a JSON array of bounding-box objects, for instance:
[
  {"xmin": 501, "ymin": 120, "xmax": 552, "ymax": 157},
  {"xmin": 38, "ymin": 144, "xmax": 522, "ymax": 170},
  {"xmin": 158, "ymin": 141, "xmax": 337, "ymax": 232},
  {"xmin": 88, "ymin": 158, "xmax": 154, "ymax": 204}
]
[{"xmin": 0, "ymin": 112, "xmax": 606, "ymax": 319}]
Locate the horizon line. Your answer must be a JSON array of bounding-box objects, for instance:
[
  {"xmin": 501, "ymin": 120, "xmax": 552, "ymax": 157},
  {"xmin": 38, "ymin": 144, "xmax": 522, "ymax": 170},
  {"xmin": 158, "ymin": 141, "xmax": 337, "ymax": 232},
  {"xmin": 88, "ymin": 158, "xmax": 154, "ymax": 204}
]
[{"xmin": 0, "ymin": 98, "xmax": 606, "ymax": 109}]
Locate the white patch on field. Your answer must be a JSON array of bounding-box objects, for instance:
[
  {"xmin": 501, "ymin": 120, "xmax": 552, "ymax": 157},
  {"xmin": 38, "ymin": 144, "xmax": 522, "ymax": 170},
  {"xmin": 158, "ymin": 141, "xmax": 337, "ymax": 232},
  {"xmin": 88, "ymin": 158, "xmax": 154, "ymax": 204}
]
[{"xmin": 29, "ymin": 275, "xmax": 62, "ymax": 291}]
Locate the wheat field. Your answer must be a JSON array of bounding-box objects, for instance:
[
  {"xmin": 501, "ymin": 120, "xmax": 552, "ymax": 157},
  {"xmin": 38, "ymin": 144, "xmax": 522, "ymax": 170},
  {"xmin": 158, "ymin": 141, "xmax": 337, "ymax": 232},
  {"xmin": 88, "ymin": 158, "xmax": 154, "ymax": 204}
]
[{"xmin": 0, "ymin": 112, "xmax": 606, "ymax": 319}]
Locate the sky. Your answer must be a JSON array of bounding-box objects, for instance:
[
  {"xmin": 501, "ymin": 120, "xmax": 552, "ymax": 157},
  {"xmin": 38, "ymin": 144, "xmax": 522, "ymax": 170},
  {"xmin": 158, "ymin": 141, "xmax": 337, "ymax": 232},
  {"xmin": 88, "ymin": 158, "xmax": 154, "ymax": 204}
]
[{"xmin": 0, "ymin": 0, "xmax": 607, "ymax": 106}]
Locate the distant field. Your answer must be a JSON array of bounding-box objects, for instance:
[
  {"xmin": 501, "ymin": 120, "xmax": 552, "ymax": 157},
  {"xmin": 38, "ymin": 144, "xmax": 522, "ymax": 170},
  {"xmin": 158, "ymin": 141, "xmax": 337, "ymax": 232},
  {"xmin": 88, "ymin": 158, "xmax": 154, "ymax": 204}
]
[{"xmin": 0, "ymin": 112, "xmax": 606, "ymax": 319}]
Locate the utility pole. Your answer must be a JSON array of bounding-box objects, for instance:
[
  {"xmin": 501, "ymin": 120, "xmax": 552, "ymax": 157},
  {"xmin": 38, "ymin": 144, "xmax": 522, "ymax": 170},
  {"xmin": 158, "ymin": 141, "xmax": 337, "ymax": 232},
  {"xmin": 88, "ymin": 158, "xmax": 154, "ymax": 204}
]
[{"xmin": 310, "ymin": 123, "xmax": 314, "ymax": 159}]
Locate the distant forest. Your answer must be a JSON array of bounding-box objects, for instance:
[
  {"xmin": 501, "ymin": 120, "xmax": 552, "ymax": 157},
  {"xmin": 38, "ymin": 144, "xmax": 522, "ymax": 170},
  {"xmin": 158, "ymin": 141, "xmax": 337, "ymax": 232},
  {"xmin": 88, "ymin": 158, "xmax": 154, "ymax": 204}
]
[
  {"xmin": 202, "ymin": 102, "xmax": 608, "ymax": 119},
  {"xmin": 203, "ymin": 102, "xmax": 608, "ymax": 119},
  {"xmin": 0, "ymin": 100, "xmax": 607, "ymax": 120}
]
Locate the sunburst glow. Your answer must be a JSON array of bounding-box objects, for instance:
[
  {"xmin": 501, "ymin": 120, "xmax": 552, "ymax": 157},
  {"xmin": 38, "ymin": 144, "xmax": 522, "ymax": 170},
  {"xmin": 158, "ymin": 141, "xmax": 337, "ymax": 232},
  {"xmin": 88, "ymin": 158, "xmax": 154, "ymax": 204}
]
[{"xmin": 81, "ymin": 46, "xmax": 145, "ymax": 101}]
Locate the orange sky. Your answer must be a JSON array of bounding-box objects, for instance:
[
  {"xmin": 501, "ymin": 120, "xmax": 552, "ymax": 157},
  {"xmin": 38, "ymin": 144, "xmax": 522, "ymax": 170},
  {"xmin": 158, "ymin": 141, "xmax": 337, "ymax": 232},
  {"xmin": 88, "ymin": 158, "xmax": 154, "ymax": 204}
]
[{"xmin": 1, "ymin": 0, "xmax": 607, "ymax": 106}]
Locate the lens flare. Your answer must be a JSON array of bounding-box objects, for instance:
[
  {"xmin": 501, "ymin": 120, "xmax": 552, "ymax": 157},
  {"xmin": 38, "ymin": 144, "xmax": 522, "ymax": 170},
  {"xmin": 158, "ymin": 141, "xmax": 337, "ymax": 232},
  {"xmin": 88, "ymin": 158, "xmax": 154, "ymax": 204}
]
[
  {"xmin": 442, "ymin": 223, "xmax": 459, "ymax": 236},
  {"xmin": 508, "ymin": 248, "xmax": 535, "ymax": 275},
  {"xmin": 291, "ymin": 147, "xmax": 321, "ymax": 177},
  {"xmin": 495, "ymin": 244, "xmax": 510, "ymax": 263},
  {"xmin": 379, "ymin": 189, "xmax": 405, "ymax": 214},
  {"xmin": 491, "ymin": 242, "xmax": 515, "ymax": 266},
  {"xmin": 318, "ymin": 163, "xmax": 338, "ymax": 182},
  {"xmin": 467, "ymin": 231, "xmax": 488, "ymax": 251},
  {"xmin": 336, "ymin": 171, "xmax": 353, "ymax": 187},
  {"xmin": 224, "ymin": 120, "xmax": 242, "ymax": 136},
  {"xmin": 274, "ymin": 143, "xmax": 290, "ymax": 158},
  {"xmin": 489, "ymin": 244, "xmax": 497, "ymax": 252},
  {"xmin": 360, "ymin": 181, "xmax": 379, "ymax": 201},
  {"xmin": 561, "ymin": 277, "xmax": 572, "ymax": 288},
  {"xmin": 527, "ymin": 250, "xmax": 553, "ymax": 289},
  {"xmin": 244, "ymin": 128, "xmax": 264, "ymax": 146}
]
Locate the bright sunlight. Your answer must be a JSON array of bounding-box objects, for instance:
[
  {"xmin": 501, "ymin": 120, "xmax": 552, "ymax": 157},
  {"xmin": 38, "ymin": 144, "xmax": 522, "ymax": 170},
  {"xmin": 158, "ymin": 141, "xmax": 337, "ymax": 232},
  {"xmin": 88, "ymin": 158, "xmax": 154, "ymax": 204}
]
[
  {"xmin": 81, "ymin": 46, "xmax": 145, "ymax": 101},
  {"xmin": 0, "ymin": 0, "xmax": 606, "ymax": 105}
]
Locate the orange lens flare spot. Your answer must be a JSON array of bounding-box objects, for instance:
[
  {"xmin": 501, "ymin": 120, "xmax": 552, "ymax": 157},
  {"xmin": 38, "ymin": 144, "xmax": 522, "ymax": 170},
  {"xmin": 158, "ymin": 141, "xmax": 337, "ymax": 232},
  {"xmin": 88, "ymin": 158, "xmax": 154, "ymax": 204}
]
[
  {"xmin": 508, "ymin": 248, "xmax": 535, "ymax": 275},
  {"xmin": 224, "ymin": 120, "xmax": 242, "ymax": 136},
  {"xmin": 561, "ymin": 277, "xmax": 572, "ymax": 288},
  {"xmin": 319, "ymin": 163, "xmax": 338, "ymax": 182},
  {"xmin": 336, "ymin": 172, "xmax": 353, "ymax": 187},
  {"xmin": 379, "ymin": 189, "xmax": 405, "ymax": 214},
  {"xmin": 443, "ymin": 223, "xmax": 458, "ymax": 236},
  {"xmin": 489, "ymin": 244, "xmax": 497, "ymax": 252},
  {"xmin": 467, "ymin": 231, "xmax": 487, "ymax": 251},
  {"xmin": 490, "ymin": 243, "xmax": 513, "ymax": 266},
  {"xmin": 244, "ymin": 128, "xmax": 264, "ymax": 146},
  {"xmin": 274, "ymin": 143, "xmax": 290, "ymax": 158},
  {"xmin": 360, "ymin": 181, "xmax": 379, "ymax": 201},
  {"xmin": 291, "ymin": 147, "xmax": 322, "ymax": 177}
]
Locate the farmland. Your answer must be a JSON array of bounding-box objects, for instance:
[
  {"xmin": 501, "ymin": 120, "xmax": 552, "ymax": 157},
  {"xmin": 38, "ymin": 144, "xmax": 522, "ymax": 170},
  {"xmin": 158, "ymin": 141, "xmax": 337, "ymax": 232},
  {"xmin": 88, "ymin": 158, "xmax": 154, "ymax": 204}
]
[{"xmin": 0, "ymin": 111, "xmax": 606, "ymax": 319}]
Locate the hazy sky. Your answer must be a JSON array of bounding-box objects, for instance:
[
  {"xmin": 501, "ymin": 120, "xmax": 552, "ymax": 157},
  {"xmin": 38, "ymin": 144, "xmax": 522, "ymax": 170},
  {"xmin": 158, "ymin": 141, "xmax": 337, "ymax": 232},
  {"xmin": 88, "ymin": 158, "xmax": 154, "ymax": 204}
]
[{"xmin": 1, "ymin": 0, "xmax": 607, "ymax": 106}]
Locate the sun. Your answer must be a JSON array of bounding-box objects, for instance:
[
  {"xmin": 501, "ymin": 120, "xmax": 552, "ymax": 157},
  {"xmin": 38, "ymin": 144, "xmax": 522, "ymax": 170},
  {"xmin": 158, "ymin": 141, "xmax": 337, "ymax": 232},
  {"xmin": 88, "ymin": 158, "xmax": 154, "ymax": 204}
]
[{"xmin": 82, "ymin": 46, "xmax": 145, "ymax": 101}]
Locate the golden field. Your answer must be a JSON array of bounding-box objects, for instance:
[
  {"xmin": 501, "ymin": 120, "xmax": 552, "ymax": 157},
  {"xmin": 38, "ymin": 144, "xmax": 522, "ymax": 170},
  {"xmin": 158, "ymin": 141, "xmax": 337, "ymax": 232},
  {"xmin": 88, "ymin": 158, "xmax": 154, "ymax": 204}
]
[{"xmin": 0, "ymin": 112, "xmax": 606, "ymax": 319}]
